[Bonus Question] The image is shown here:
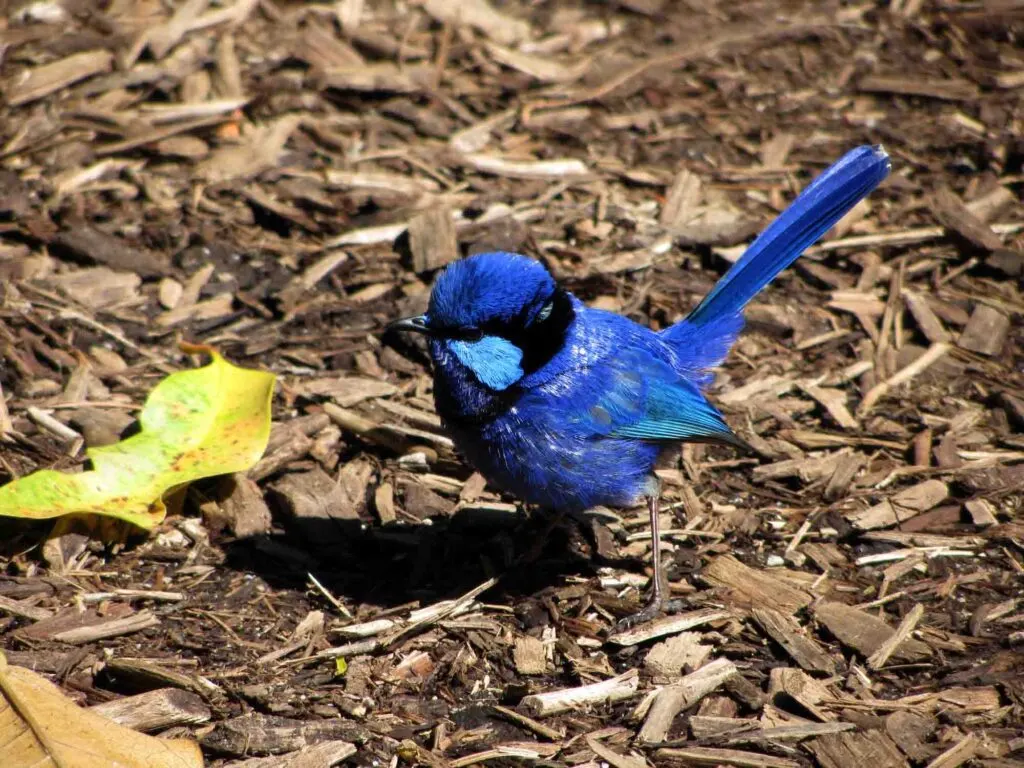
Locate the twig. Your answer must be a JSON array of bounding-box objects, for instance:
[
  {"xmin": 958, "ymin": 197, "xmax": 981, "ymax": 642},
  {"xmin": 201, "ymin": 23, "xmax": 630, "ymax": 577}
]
[
  {"xmin": 867, "ymin": 604, "xmax": 925, "ymax": 669},
  {"xmin": 52, "ymin": 610, "xmax": 161, "ymax": 644},
  {"xmin": 308, "ymin": 572, "xmax": 352, "ymax": 618},
  {"xmin": 520, "ymin": 668, "xmax": 639, "ymax": 717},
  {"xmin": 857, "ymin": 342, "xmax": 951, "ymax": 416},
  {"xmin": 27, "ymin": 406, "xmax": 84, "ymax": 456},
  {"xmin": 490, "ymin": 705, "xmax": 563, "ymax": 741},
  {"xmin": 606, "ymin": 608, "xmax": 731, "ymax": 646},
  {"xmin": 638, "ymin": 659, "xmax": 738, "ymax": 743}
]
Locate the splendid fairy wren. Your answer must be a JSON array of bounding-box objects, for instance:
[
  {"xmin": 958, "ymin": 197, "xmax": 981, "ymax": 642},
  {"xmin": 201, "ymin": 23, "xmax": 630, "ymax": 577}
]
[{"xmin": 389, "ymin": 145, "xmax": 890, "ymax": 627}]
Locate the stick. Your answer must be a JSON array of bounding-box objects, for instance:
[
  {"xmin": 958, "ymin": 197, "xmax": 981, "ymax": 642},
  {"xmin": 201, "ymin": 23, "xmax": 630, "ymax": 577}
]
[
  {"xmin": 867, "ymin": 603, "xmax": 925, "ymax": 669},
  {"xmin": 857, "ymin": 342, "xmax": 951, "ymax": 416},
  {"xmin": 638, "ymin": 658, "xmax": 738, "ymax": 743},
  {"xmin": 520, "ymin": 669, "xmax": 639, "ymax": 717}
]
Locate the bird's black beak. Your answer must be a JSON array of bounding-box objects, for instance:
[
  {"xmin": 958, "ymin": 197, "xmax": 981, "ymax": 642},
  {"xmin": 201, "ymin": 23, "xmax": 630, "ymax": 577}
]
[{"xmin": 387, "ymin": 314, "xmax": 432, "ymax": 336}]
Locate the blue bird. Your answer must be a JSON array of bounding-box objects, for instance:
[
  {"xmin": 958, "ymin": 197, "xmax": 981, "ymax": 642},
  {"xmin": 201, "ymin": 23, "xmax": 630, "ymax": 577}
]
[{"xmin": 389, "ymin": 145, "xmax": 890, "ymax": 627}]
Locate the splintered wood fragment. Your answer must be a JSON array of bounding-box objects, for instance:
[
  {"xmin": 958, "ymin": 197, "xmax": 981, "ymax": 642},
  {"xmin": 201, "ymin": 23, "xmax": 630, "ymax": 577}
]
[
  {"xmin": 806, "ymin": 730, "xmax": 909, "ymax": 768},
  {"xmin": 966, "ymin": 185, "xmax": 1015, "ymax": 222},
  {"xmin": 103, "ymin": 658, "xmax": 222, "ymax": 698},
  {"xmin": 485, "ymin": 42, "xmax": 590, "ymax": 83},
  {"xmin": 319, "ymin": 63, "xmax": 430, "ymax": 93},
  {"xmin": 52, "ymin": 610, "xmax": 160, "ymax": 644},
  {"xmin": 79, "ymin": 589, "xmax": 185, "ymax": 604},
  {"xmin": 520, "ymin": 669, "xmax": 638, "ymax": 717},
  {"xmin": 884, "ymin": 711, "xmax": 935, "ymax": 761},
  {"xmin": 656, "ymin": 746, "xmax": 799, "ymax": 768},
  {"xmin": 690, "ymin": 716, "xmax": 759, "ymax": 738},
  {"xmin": 660, "ymin": 168, "xmax": 702, "ymax": 228},
  {"xmin": 813, "ymin": 602, "xmax": 932, "ymax": 663},
  {"xmin": 381, "ymin": 577, "xmax": 496, "ymax": 649},
  {"xmin": 323, "ymin": 170, "xmax": 439, "ymax": 196},
  {"xmin": 201, "ymin": 713, "xmax": 369, "ymax": 757},
  {"xmin": 490, "ymin": 705, "xmax": 563, "ymax": 741},
  {"xmin": 408, "ymin": 207, "xmax": 459, "ymax": 274},
  {"xmin": 645, "ymin": 632, "xmax": 713, "ymax": 677},
  {"xmin": 0, "ymin": 594, "xmax": 53, "ymax": 622},
  {"xmin": 374, "ymin": 482, "xmax": 396, "ymax": 524},
  {"xmin": 54, "ymin": 224, "xmax": 169, "ymax": 277},
  {"xmin": 296, "ymin": 251, "xmax": 350, "ymax": 292},
  {"xmin": 902, "ymin": 291, "xmax": 950, "ymax": 344},
  {"xmin": 5, "ymin": 49, "xmax": 114, "ymax": 105},
  {"xmin": 753, "ymin": 452, "xmax": 842, "ymax": 483},
  {"xmin": 958, "ymin": 305, "xmax": 1010, "ymax": 357},
  {"xmin": 585, "ymin": 736, "xmax": 649, "ymax": 768},
  {"xmin": 924, "ymin": 733, "xmax": 979, "ymax": 768},
  {"xmin": 858, "ymin": 74, "xmax": 978, "ymax": 101},
  {"xmin": 847, "ymin": 479, "xmax": 948, "ymax": 530},
  {"xmin": 932, "ymin": 187, "xmax": 1004, "ymax": 251},
  {"xmin": 145, "ymin": 0, "xmax": 209, "ymax": 59},
  {"xmin": 462, "ymin": 153, "xmax": 589, "ymax": 179},
  {"xmin": 718, "ymin": 374, "xmax": 795, "ymax": 404},
  {"xmin": 701, "ymin": 556, "xmax": 811, "ymax": 614},
  {"xmin": 863, "ymin": 531, "xmax": 982, "ymax": 548},
  {"xmin": 447, "ymin": 744, "xmax": 560, "ymax": 767},
  {"xmin": 141, "ymin": 98, "xmax": 250, "ymax": 124},
  {"xmin": 800, "ymin": 384, "xmax": 857, "ymax": 430},
  {"xmin": 998, "ymin": 392, "xmax": 1024, "ymax": 432},
  {"xmin": 222, "ymin": 740, "xmax": 357, "ymax": 768},
  {"xmin": 824, "ymin": 452, "xmax": 864, "ymax": 501},
  {"xmin": 768, "ymin": 668, "xmax": 834, "ymax": 721},
  {"xmin": 615, "ymin": 0, "xmax": 666, "ymax": 14},
  {"xmin": 993, "ymin": 69, "xmax": 1024, "ymax": 88},
  {"xmin": 90, "ymin": 688, "xmax": 211, "ymax": 732},
  {"xmin": 761, "ymin": 132, "xmax": 796, "ymax": 168},
  {"xmin": 512, "ymin": 636, "xmax": 547, "ymax": 675},
  {"xmin": 638, "ymin": 658, "xmax": 737, "ymax": 743},
  {"xmin": 867, "ymin": 604, "xmax": 925, "ymax": 669},
  {"xmin": 964, "ymin": 499, "xmax": 998, "ymax": 527},
  {"xmin": 720, "ymin": 722, "xmax": 857, "ymax": 744},
  {"xmin": 422, "ymin": 0, "xmax": 531, "ymax": 44},
  {"xmin": 857, "ymin": 342, "xmax": 950, "ymax": 416},
  {"xmin": 196, "ymin": 114, "xmax": 301, "ymax": 183},
  {"xmin": 752, "ymin": 608, "xmax": 835, "ymax": 675},
  {"xmin": 96, "ymin": 114, "xmax": 231, "ymax": 156},
  {"xmin": 607, "ymin": 608, "xmax": 730, "ymax": 646}
]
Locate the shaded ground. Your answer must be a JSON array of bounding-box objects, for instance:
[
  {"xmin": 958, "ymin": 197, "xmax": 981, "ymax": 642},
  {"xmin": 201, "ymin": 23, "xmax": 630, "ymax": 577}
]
[{"xmin": 1, "ymin": 0, "xmax": 1023, "ymax": 766}]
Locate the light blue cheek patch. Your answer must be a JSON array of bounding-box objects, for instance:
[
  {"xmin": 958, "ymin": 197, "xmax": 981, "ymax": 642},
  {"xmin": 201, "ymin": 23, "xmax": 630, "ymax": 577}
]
[{"xmin": 451, "ymin": 336, "xmax": 524, "ymax": 391}]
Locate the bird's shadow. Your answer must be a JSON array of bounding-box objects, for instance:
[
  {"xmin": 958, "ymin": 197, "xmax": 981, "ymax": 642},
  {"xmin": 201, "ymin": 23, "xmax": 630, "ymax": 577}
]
[{"xmin": 221, "ymin": 505, "xmax": 621, "ymax": 613}]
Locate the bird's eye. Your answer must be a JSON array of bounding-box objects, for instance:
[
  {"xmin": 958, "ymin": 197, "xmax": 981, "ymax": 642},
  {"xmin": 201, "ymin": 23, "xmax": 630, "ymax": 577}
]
[
  {"xmin": 460, "ymin": 327, "xmax": 484, "ymax": 341},
  {"xmin": 536, "ymin": 300, "xmax": 554, "ymax": 323}
]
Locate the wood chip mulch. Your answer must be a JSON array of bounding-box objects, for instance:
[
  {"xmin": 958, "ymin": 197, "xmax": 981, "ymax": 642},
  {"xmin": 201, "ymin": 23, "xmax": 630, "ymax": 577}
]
[{"xmin": 1, "ymin": 1, "xmax": 1023, "ymax": 766}]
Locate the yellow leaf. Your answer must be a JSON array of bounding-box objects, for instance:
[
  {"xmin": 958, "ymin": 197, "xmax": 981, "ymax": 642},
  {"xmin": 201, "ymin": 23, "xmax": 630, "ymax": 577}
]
[
  {"xmin": 0, "ymin": 651, "xmax": 204, "ymax": 767},
  {"xmin": 0, "ymin": 344, "xmax": 275, "ymax": 530}
]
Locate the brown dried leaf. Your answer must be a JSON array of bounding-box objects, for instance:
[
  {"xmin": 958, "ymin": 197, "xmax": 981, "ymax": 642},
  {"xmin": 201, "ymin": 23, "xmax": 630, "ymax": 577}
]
[{"xmin": 0, "ymin": 652, "xmax": 203, "ymax": 767}]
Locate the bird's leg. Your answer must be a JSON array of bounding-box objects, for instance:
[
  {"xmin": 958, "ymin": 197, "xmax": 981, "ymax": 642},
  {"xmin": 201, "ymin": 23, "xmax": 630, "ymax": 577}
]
[{"xmin": 615, "ymin": 493, "xmax": 666, "ymax": 631}]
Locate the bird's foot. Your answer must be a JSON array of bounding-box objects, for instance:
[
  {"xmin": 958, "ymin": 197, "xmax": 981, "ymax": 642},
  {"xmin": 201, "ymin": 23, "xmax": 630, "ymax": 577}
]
[
  {"xmin": 612, "ymin": 595, "xmax": 688, "ymax": 634},
  {"xmin": 613, "ymin": 593, "xmax": 666, "ymax": 633}
]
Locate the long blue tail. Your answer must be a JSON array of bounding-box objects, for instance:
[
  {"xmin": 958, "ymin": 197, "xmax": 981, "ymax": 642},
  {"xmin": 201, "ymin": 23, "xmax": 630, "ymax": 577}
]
[{"xmin": 663, "ymin": 145, "xmax": 890, "ymax": 374}]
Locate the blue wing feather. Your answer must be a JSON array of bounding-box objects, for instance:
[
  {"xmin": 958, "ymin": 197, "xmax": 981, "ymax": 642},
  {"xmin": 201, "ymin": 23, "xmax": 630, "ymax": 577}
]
[{"xmin": 572, "ymin": 346, "xmax": 736, "ymax": 445}]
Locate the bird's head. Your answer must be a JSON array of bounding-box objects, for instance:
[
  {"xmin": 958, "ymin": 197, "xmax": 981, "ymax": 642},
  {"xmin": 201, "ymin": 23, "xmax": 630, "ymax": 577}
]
[{"xmin": 388, "ymin": 252, "xmax": 575, "ymax": 391}]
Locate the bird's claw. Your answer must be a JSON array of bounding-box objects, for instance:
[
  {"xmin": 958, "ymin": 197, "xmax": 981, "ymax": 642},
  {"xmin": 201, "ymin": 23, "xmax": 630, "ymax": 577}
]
[
  {"xmin": 612, "ymin": 594, "xmax": 689, "ymax": 633},
  {"xmin": 613, "ymin": 593, "xmax": 666, "ymax": 633}
]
